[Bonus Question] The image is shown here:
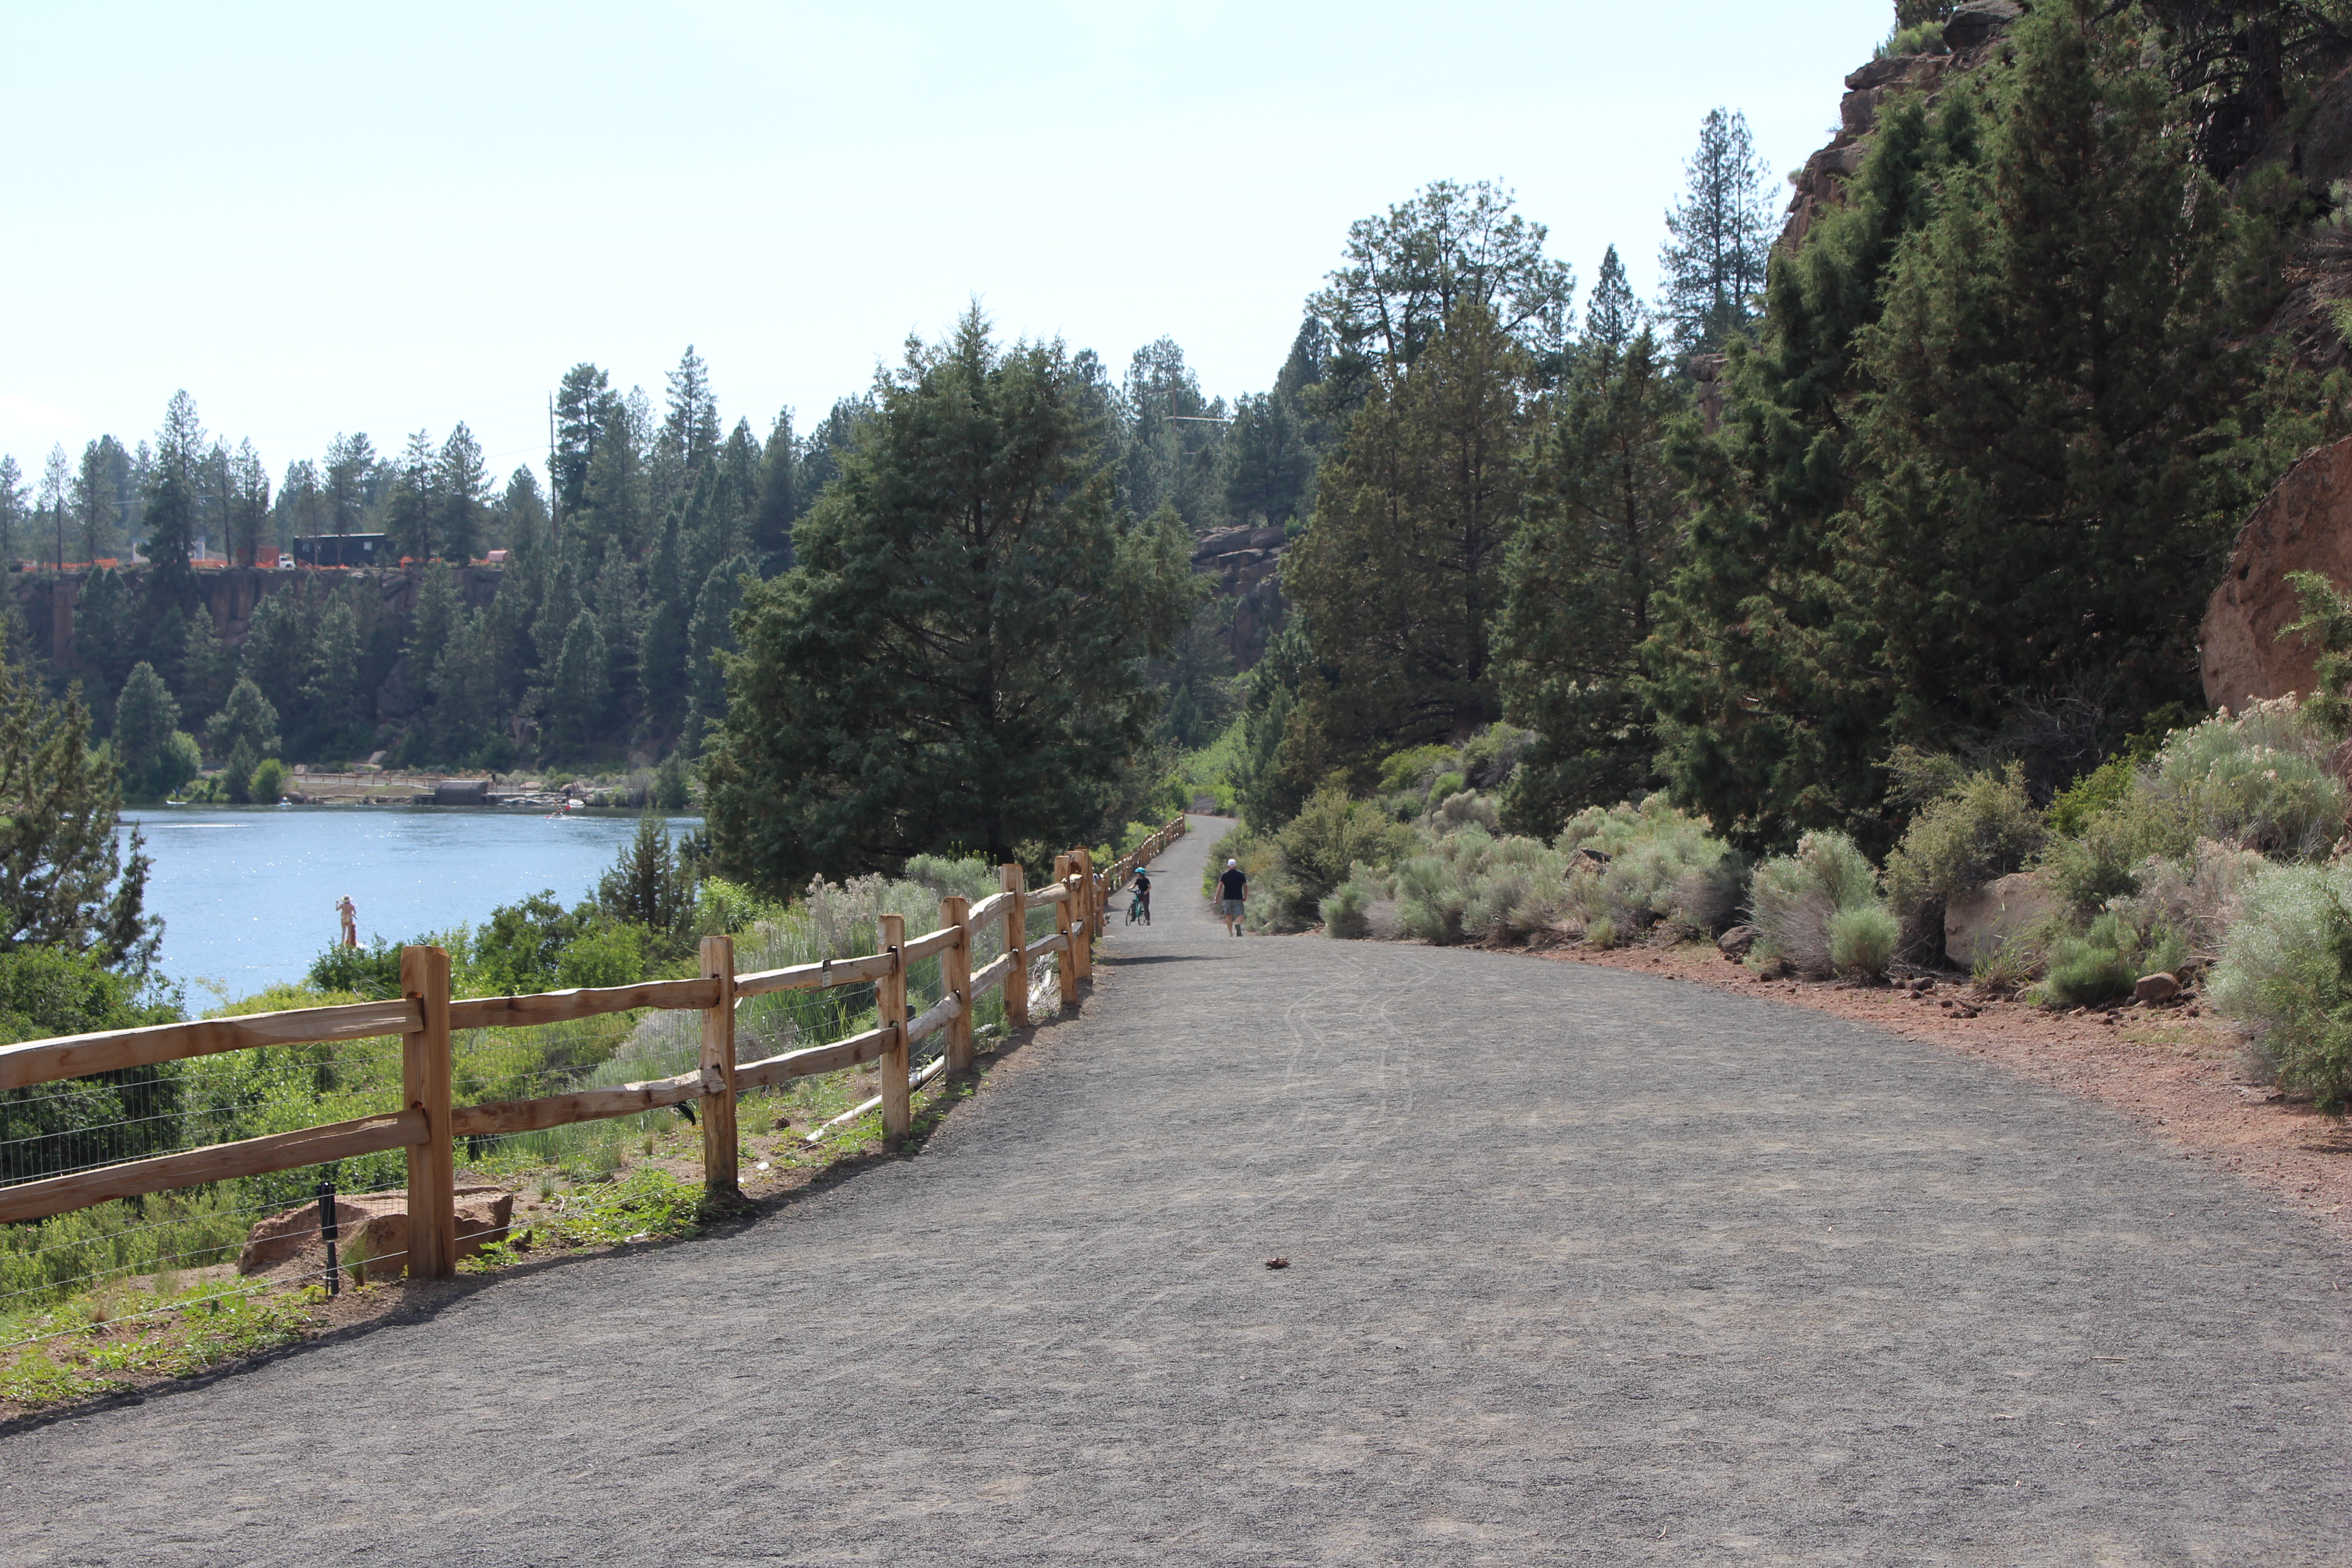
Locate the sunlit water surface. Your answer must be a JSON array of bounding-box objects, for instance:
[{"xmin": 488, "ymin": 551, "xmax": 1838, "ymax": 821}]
[{"xmin": 117, "ymin": 806, "xmax": 702, "ymax": 1000}]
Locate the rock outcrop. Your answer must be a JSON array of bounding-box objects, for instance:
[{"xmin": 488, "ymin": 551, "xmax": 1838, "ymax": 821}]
[
  {"xmin": 238, "ymin": 1186, "xmax": 515, "ymax": 1281},
  {"xmin": 2200, "ymin": 434, "xmax": 2352, "ymax": 712},
  {"xmin": 1944, "ymin": 871, "xmax": 2055, "ymax": 970},
  {"xmin": 1191, "ymin": 525, "xmax": 1291, "ymax": 669}
]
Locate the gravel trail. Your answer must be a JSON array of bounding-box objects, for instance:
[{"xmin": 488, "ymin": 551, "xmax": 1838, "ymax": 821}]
[{"xmin": 2, "ymin": 815, "xmax": 2345, "ymax": 1566}]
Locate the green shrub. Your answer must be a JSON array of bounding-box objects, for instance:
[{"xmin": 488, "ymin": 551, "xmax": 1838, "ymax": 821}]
[
  {"xmin": 1828, "ymin": 905, "xmax": 1900, "ymax": 980},
  {"xmin": 2047, "ymin": 757, "xmax": 2135, "ymax": 839},
  {"xmin": 1376, "ymin": 744, "xmax": 1455, "ymax": 794},
  {"xmin": 2041, "ymin": 911, "xmax": 2189, "ymax": 1008},
  {"xmin": 1883, "ymin": 762, "xmax": 2045, "ymax": 924},
  {"xmin": 696, "ymin": 877, "xmax": 784, "ymax": 936},
  {"xmin": 1747, "ymin": 831, "xmax": 1887, "ymax": 979},
  {"xmin": 2210, "ymin": 862, "xmax": 2352, "ymax": 1110},
  {"xmin": 1557, "ymin": 793, "xmax": 1745, "ymax": 942},
  {"xmin": 1320, "ymin": 882, "xmax": 1372, "ymax": 939},
  {"xmin": 1585, "ymin": 916, "xmax": 1618, "ymax": 949},
  {"xmin": 305, "ymin": 938, "xmax": 403, "ymax": 1000},
  {"xmin": 248, "ymin": 757, "xmax": 287, "ymax": 804},
  {"xmin": 555, "ymin": 921, "xmax": 646, "ymax": 989},
  {"xmin": 1275, "ymin": 788, "xmax": 1411, "ymax": 902},
  {"xmin": 1393, "ymin": 854, "xmax": 1468, "ymax": 945}
]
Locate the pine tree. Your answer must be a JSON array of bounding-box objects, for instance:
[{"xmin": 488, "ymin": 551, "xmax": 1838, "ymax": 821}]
[
  {"xmin": 386, "ymin": 430, "xmax": 438, "ymax": 562},
  {"xmin": 206, "ymin": 676, "xmax": 281, "ymax": 762},
  {"xmin": 550, "ymin": 609, "xmax": 608, "ymax": 749},
  {"xmin": 405, "ymin": 561, "xmax": 461, "ymax": 726},
  {"xmin": 1313, "ymin": 181, "xmax": 1577, "ymax": 404},
  {"xmin": 38, "ymin": 446, "xmax": 69, "ymax": 569},
  {"xmin": 1659, "ymin": 108, "xmax": 1776, "ymax": 353},
  {"xmin": 552, "ymin": 364, "xmax": 615, "ymax": 522},
  {"xmin": 113, "ymin": 662, "xmax": 180, "ymax": 794},
  {"xmin": 685, "ymin": 555, "xmax": 750, "ymax": 742},
  {"xmin": 70, "ymin": 567, "xmax": 137, "ymax": 696},
  {"xmin": 1280, "ymin": 296, "xmax": 1532, "ymax": 790},
  {"xmin": 0, "ymin": 651, "xmax": 157, "ymax": 970},
  {"xmin": 240, "ymin": 588, "xmax": 312, "ymax": 734},
  {"xmin": 228, "ymin": 439, "xmax": 270, "ymax": 564},
  {"xmin": 1221, "ymin": 392, "xmax": 1312, "ymax": 526},
  {"xmin": 1494, "ymin": 323, "xmax": 1686, "ymax": 833},
  {"xmin": 596, "ymin": 813, "xmax": 695, "ymax": 947},
  {"xmin": 658, "ymin": 346, "xmax": 723, "ymax": 493},
  {"xmin": 750, "ymin": 408, "xmax": 798, "ymax": 573},
  {"xmin": 1642, "ymin": 89, "xmax": 1965, "ymax": 851},
  {"xmin": 176, "ymin": 608, "xmax": 230, "ymax": 718},
  {"xmin": 1850, "ymin": 0, "xmax": 2297, "ymax": 776},
  {"xmin": 435, "ymin": 422, "xmax": 488, "ymax": 563},
  {"xmin": 323, "ymin": 433, "xmax": 377, "ymax": 536},
  {"xmin": 73, "ymin": 440, "xmax": 119, "ymax": 563},
  {"xmin": 301, "ymin": 597, "xmax": 369, "ymax": 758},
  {"xmin": 1583, "ymin": 245, "xmax": 1642, "ymax": 357},
  {"xmin": 701, "ymin": 309, "xmax": 1195, "ymax": 887},
  {"xmin": 0, "ymin": 454, "xmax": 25, "ymax": 564}
]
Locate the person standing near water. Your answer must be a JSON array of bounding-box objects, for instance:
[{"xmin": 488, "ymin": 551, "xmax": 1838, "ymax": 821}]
[
  {"xmin": 1216, "ymin": 859, "xmax": 1247, "ymax": 936},
  {"xmin": 336, "ymin": 896, "xmax": 357, "ymax": 948}
]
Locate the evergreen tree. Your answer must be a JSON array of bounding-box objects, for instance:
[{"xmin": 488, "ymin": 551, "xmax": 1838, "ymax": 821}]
[
  {"xmin": 323, "ymin": 432, "xmax": 377, "ymax": 536},
  {"xmin": 206, "ymin": 676, "xmax": 281, "ymax": 762},
  {"xmin": 70, "ymin": 567, "xmax": 137, "ymax": 696},
  {"xmin": 1313, "ymin": 180, "xmax": 1576, "ymax": 406},
  {"xmin": 1280, "ymin": 297, "xmax": 1532, "ymax": 791},
  {"xmin": 385, "ymin": 430, "xmax": 438, "ymax": 562},
  {"xmin": 277, "ymin": 459, "xmax": 323, "ymax": 546},
  {"xmin": 495, "ymin": 466, "xmax": 549, "ymax": 554},
  {"xmin": 1642, "ymin": 89, "xmax": 1965, "ymax": 851},
  {"xmin": 223, "ymin": 739, "xmax": 259, "ymax": 804},
  {"xmin": 657, "ymin": 346, "xmax": 723, "ymax": 504},
  {"xmin": 750, "ymin": 407, "xmax": 798, "ymax": 573},
  {"xmin": 550, "ymin": 609, "xmax": 608, "ymax": 749},
  {"xmin": 702, "ymin": 309, "xmax": 1195, "ymax": 887},
  {"xmin": 72, "ymin": 439, "xmax": 120, "ymax": 563},
  {"xmin": 1854, "ymin": 0, "xmax": 2283, "ymax": 768},
  {"xmin": 227, "ymin": 439, "xmax": 270, "ymax": 564},
  {"xmin": 0, "ymin": 454, "xmax": 25, "ymax": 564},
  {"xmin": 0, "ymin": 652, "xmax": 157, "ymax": 970},
  {"xmin": 405, "ymin": 561, "xmax": 461, "ymax": 724},
  {"xmin": 239, "ymin": 588, "xmax": 311, "ymax": 734},
  {"xmin": 1659, "ymin": 108, "xmax": 1776, "ymax": 353},
  {"xmin": 176, "ymin": 608, "xmax": 230, "ymax": 718},
  {"xmin": 113, "ymin": 662, "xmax": 180, "ymax": 794},
  {"xmin": 37, "ymin": 446, "xmax": 69, "ymax": 568},
  {"xmin": 435, "ymin": 422, "xmax": 488, "ymax": 563},
  {"xmin": 1494, "ymin": 323, "xmax": 1686, "ymax": 832},
  {"xmin": 301, "ymin": 597, "xmax": 369, "ymax": 758},
  {"xmin": 596, "ymin": 813, "xmax": 696, "ymax": 947},
  {"xmin": 142, "ymin": 457, "xmax": 198, "ymax": 603},
  {"xmin": 1221, "ymin": 392, "xmax": 1312, "ymax": 526},
  {"xmin": 1119, "ymin": 338, "xmax": 1228, "ymax": 531},
  {"xmin": 685, "ymin": 554, "xmax": 750, "ymax": 742},
  {"xmin": 1230, "ymin": 622, "xmax": 1311, "ymax": 829},
  {"xmin": 1583, "ymin": 245, "xmax": 1642, "ymax": 356}
]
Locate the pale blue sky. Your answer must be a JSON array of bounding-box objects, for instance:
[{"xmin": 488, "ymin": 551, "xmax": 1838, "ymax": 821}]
[{"xmin": 0, "ymin": 1, "xmax": 1890, "ymax": 492}]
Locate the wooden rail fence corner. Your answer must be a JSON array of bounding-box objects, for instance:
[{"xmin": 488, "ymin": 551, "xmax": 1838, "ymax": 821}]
[{"xmin": 401, "ymin": 944, "xmax": 457, "ymax": 1280}]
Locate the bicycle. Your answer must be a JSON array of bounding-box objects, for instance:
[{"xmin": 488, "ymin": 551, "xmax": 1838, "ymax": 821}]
[{"xmin": 1127, "ymin": 877, "xmax": 1152, "ymax": 925}]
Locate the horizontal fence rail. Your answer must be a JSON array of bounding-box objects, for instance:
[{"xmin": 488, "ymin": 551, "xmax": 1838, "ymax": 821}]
[{"xmin": 0, "ymin": 819, "xmax": 1187, "ymax": 1285}]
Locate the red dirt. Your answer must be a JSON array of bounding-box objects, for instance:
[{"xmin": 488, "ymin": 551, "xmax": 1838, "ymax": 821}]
[{"xmin": 1540, "ymin": 938, "xmax": 2352, "ymax": 1251}]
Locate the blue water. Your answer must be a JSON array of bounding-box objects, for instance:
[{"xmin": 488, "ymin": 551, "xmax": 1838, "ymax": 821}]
[{"xmin": 117, "ymin": 806, "xmax": 702, "ymax": 999}]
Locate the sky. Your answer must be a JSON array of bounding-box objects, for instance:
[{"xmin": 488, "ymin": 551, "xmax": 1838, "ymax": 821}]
[{"xmin": 0, "ymin": 1, "xmax": 1892, "ymax": 495}]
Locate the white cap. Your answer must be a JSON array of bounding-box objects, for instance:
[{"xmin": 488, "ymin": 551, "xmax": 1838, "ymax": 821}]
[{"xmin": 1227, "ymin": 858, "xmax": 1238, "ymax": 868}]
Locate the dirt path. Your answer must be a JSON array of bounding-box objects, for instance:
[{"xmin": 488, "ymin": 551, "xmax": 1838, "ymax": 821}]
[{"xmin": 1, "ymin": 816, "xmax": 2345, "ymax": 1565}]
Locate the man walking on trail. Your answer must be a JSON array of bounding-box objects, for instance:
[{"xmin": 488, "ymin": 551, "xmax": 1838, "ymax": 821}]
[{"xmin": 1216, "ymin": 859, "xmax": 1247, "ymax": 936}]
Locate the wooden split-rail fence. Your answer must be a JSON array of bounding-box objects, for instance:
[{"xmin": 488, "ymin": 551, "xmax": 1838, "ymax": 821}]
[{"xmin": 0, "ymin": 817, "xmax": 1189, "ymax": 1278}]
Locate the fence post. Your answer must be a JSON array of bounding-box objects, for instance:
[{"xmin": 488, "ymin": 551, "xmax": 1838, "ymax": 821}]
[
  {"xmin": 1000, "ymin": 863, "xmax": 1029, "ymax": 1029},
  {"xmin": 1051, "ymin": 854, "xmax": 1079, "ymax": 1008},
  {"xmin": 878, "ymin": 913, "xmax": 911, "ymax": 1142},
  {"xmin": 699, "ymin": 934, "xmax": 739, "ymax": 1198},
  {"xmin": 399, "ymin": 944, "xmax": 456, "ymax": 1280},
  {"xmin": 941, "ymin": 894, "xmax": 974, "ymax": 1075},
  {"xmin": 1070, "ymin": 849, "xmax": 1095, "ymax": 976}
]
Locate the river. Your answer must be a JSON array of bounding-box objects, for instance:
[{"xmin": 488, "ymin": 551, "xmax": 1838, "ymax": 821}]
[{"xmin": 117, "ymin": 805, "xmax": 703, "ymax": 1000}]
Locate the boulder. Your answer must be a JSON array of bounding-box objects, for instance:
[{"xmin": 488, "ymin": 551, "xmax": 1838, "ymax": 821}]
[
  {"xmin": 1944, "ymin": 871, "xmax": 2056, "ymax": 969},
  {"xmin": 238, "ymin": 1186, "xmax": 514, "ymax": 1280},
  {"xmin": 2134, "ymin": 971, "xmax": 2182, "ymax": 1004},
  {"xmin": 1943, "ymin": 0, "xmax": 2023, "ymax": 51},
  {"xmin": 1717, "ymin": 924, "xmax": 1759, "ymax": 959},
  {"xmin": 2200, "ymin": 434, "xmax": 2352, "ymax": 712}
]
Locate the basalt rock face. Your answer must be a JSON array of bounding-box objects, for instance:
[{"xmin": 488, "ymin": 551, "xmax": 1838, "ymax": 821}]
[
  {"xmin": 2200, "ymin": 435, "xmax": 2352, "ymax": 712},
  {"xmin": 1780, "ymin": 5, "xmax": 2020, "ymax": 255},
  {"xmin": 1191, "ymin": 525, "xmax": 1291, "ymax": 669}
]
